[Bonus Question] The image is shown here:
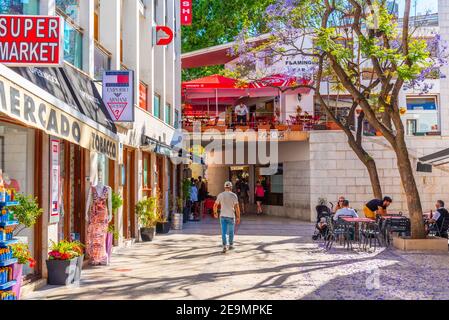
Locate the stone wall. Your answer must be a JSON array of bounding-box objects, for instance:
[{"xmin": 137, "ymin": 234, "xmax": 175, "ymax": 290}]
[{"xmin": 309, "ymin": 131, "xmax": 449, "ymax": 221}]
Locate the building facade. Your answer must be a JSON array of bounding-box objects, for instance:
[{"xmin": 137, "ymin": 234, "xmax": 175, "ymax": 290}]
[{"xmin": 0, "ymin": 0, "xmax": 182, "ymax": 291}]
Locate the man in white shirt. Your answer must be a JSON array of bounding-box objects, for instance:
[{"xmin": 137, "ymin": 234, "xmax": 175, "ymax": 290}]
[
  {"xmin": 234, "ymin": 102, "xmax": 249, "ymax": 126},
  {"xmin": 334, "ymin": 200, "xmax": 358, "ymax": 221},
  {"xmin": 213, "ymin": 181, "xmax": 241, "ymax": 253}
]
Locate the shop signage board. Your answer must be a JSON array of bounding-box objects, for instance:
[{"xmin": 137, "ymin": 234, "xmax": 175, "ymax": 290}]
[
  {"xmin": 0, "ymin": 15, "xmax": 64, "ymax": 66},
  {"xmin": 49, "ymin": 139, "xmax": 60, "ymax": 224},
  {"xmin": 0, "ymin": 74, "xmax": 118, "ymax": 160},
  {"xmin": 102, "ymin": 70, "xmax": 134, "ymax": 122},
  {"xmin": 156, "ymin": 26, "xmax": 174, "ymax": 45},
  {"xmin": 181, "ymin": 0, "xmax": 192, "ymax": 25}
]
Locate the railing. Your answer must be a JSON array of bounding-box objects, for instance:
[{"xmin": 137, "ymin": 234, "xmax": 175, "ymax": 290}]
[{"xmin": 94, "ymin": 41, "xmax": 112, "ymax": 80}]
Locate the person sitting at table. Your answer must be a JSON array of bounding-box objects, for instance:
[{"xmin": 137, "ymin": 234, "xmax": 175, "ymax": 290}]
[
  {"xmin": 363, "ymin": 196, "xmax": 392, "ymax": 219},
  {"xmin": 234, "ymin": 102, "xmax": 249, "ymax": 126},
  {"xmin": 333, "ymin": 196, "xmax": 346, "ymax": 213},
  {"xmin": 334, "ymin": 200, "xmax": 358, "ymax": 221},
  {"xmin": 427, "ymin": 200, "xmax": 449, "ymax": 237}
]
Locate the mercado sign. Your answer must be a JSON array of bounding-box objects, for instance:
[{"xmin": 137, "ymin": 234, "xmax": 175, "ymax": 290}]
[
  {"xmin": 0, "ymin": 75, "xmax": 118, "ymax": 160},
  {"xmin": 0, "ymin": 15, "xmax": 64, "ymax": 66}
]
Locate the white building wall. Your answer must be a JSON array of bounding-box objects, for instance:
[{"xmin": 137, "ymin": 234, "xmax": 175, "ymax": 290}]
[{"xmin": 439, "ymin": 0, "xmax": 449, "ymax": 136}]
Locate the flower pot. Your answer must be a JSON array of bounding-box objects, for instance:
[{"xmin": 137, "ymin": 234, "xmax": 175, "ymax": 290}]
[
  {"xmin": 375, "ymin": 130, "xmax": 383, "ymax": 136},
  {"xmin": 156, "ymin": 221, "xmax": 171, "ymax": 234},
  {"xmin": 258, "ymin": 124, "xmax": 271, "ymax": 131},
  {"xmin": 274, "ymin": 124, "xmax": 288, "ymax": 131},
  {"xmin": 46, "ymin": 258, "xmax": 78, "ymax": 286},
  {"xmin": 290, "ymin": 124, "xmax": 303, "ymax": 131},
  {"xmin": 140, "ymin": 227, "xmax": 156, "ymax": 242},
  {"xmin": 326, "ymin": 122, "xmax": 341, "ymax": 130},
  {"xmin": 73, "ymin": 254, "xmax": 84, "ymax": 283},
  {"xmin": 235, "ymin": 125, "xmax": 249, "ymax": 131},
  {"xmin": 11, "ymin": 263, "xmax": 23, "ymax": 299}
]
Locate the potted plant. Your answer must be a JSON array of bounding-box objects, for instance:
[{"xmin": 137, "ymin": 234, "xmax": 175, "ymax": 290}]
[
  {"xmin": 12, "ymin": 193, "xmax": 43, "ymax": 236},
  {"xmin": 108, "ymin": 192, "xmax": 123, "ymax": 249},
  {"xmin": 71, "ymin": 241, "xmax": 84, "ymax": 283},
  {"xmin": 136, "ymin": 196, "xmax": 158, "ymax": 241},
  {"xmin": 258, "ymin": 123, "xmax": 271, "ymax": 131},
  {"xmin": 155, "ymin": 190, "xmax": 170, "ymax": 234},
  {"xmin": 274, "ymin": 121, "xmax": 288, "ymax": 131},
  {"xmin": 182, "ymin": 179, "xmax": 192, "ymax": 223},
  {"xmin": 10, "ymin": 243, "xmax": 35, "ymax": 298},
  {"xmin": 46, "ymin": 240, "xmax": 83, "ymax": 285}
]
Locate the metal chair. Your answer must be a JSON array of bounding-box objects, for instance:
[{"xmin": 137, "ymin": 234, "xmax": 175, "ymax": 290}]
[
  {"xmin": 325, "ymin": 218, "xmax": 350, "ymax": 250},
  {"xmin": 360, "ymin": 222, "xmax": 383, "ymax": 251},
  {"xmin": 384, "ymin": 217, "xmax": 411, "ymax": 247},
  {"xmin": 429, "ymin": 217, "xmax": 449, "ymax": 238}
]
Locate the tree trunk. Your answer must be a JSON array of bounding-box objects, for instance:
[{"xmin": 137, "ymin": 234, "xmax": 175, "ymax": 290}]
[
  {"xmin": 393, "ymin": 138, "xmax": 426, "ymax": 239},
  {"xmin": 346, "ymin": 138, "xmax": 383, "ymax": 199}
]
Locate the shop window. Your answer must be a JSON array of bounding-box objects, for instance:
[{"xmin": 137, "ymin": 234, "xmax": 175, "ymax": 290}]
[
  {"xmin": 56, "ymin": 0, "xmax": 80, "ymax": 24},
  {"xmin": 139, "ymin": 81, "xmax": 148, "ymax": 111},
  {"xmin": 154, "ymin": 93, "xmax": 161, "ymax": 119},
  {"xmin": 59, "ymin": 18, "xmax": 83, "ymax": 70},
  {"xmin": 165, "ymin": 103, "xmax": 172, "ymax": 126},
  {"xmin": 0, "ymin": 0, "xmax": 39, "ymax": 14},
  {"xmin": 255, "ymin": 164, "xmax": 283, "ymax": 206},
  {"xmin": 0, "ymin": 122, "xmax": 35, "ymax": 275},
  {"xmin": 314, "ymin": 95, "xmax": 354, "ymax": 128},
  {"xmin": 405, "ymin": 96, "xmax": 440, "ymax": 136},
  {"xmin": 97, "ymin": 153, "xmax": 109, "ymax": 186},
  {"xmin": 94, "ymin": 42, "xmax": 111, "ymax": 80}
]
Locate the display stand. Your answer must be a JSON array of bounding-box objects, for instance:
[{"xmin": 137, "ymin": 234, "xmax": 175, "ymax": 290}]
[{"xmin": 0, "ymin": 201, "xmax": 19, "ymax": 300}]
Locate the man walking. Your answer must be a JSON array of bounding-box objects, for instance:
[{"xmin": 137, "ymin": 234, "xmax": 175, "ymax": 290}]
[{"xmin": 214, "ymin": 181, "xmax": 241, "ymax": 253}]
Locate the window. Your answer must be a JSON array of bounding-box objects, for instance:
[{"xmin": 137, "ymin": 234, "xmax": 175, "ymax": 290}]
[
  {"xmin": 94, "ymin": 42, "xmax": 111, "ymax": 80},
  {"xmin": 62, "ymin": 20, "xmax": 83, "ymax": 69},
  {"xmin": 0, "ymin": 0, "xmax": 39, "ymax": 14},
  {"xmin": 56, "ymin": 0, "xmax": 80, "ymax": 24},
  {"xmin": 255, "ymin": 164, "xmax": 283, "ymax": 206},
  {"xmin": 405, "ymin": 96, "xmax": 440, "ymax": 136},
  {"xmin": 154, "ymin": 93, "xmax": 161, "ymax": 119},
  {"xmin": 174, "ymin": 110, "xmax": 179, "ymax": 129},
  {"xmin": 139, "ymin": 82, "xmax": 148, "ymax": 110},
  {"xmin": 165, "ymin": 103, "xmax": 172, "ymax": 125}
]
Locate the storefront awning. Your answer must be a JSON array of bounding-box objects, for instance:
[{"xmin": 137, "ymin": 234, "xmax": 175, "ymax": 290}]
[
  {"xmin": 141, "ymin": 135, "xmax": 177, "ymax": 157},
  {"xmin": 10, "ymin": 64, "xmax": 116, "ymax": 133}
]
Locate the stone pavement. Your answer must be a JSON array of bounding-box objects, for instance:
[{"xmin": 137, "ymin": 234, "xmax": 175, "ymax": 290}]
[{"xmin": 24, "ymin": 214, "xmax": 449, "ymax": 300}]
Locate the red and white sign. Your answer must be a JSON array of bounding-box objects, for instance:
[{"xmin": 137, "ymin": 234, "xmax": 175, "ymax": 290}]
[
  {"xmin": 0, "ymin": 15, "xmax": 64, "ymax": 66},
  {"xmin": 103, "ymin": 70, "xmax": 134, "ymax": 122},
  {"xmin": 181, "ymin": 0, "xmax": 192, "ymax": 25},
  {"xmin": 50, "ymin": 139, "xmax": 60, "ymax": 220},
  {"xmin": 156, "ymin": 26, "xmax": 174, "ymax": 45}
]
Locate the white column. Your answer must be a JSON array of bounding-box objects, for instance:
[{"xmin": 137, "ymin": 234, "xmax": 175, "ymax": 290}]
[
  {"xmin": 123, "ymin": 0, "xmax": 140, "ymax": 106},
  {"xmin": 39, "ymin": 0, "xmax": 55, "ymax": 15},
  {"xmin": 154, "ymin": 0, "xmax": 166, "ymax": 120},
  {"xmin": 439, "ymin": 0, "xmax": 449, "ymax": 136},
  {"xmin": 79, "ymin": 0, "xmax": 95, "ymax": 76},
  {"xmin": 99, "ymin": 0, "xmax": 121, "ymax": 70}
]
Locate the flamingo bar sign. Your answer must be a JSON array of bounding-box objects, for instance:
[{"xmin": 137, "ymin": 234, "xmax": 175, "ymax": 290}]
[{"xmin": 0, "ymin": 15, "xmax": 64, "ymax": 66}]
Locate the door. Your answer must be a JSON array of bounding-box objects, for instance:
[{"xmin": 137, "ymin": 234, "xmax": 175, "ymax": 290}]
[
  {"xmin": 123, "ymin": 148, "xmax": 136, "ymax": 239},
  {"xmin": 142, "ymin": 152, "xmax": 151, "ymax": 197}
]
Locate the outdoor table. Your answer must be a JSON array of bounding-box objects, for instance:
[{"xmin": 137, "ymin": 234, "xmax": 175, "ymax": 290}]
[{"xmin": 341, "ymin": 217, "xmax": 377, "ymax": 251}]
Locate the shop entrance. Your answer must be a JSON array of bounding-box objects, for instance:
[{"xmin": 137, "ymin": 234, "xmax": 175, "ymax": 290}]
[
  {"xmin": 229, "ymin": 166, "xmax": 250, "ymax": 188},
  {"xmin": 123, "ymin": 147, "xmax": 136, "ymax": 239},
  {"xmin": 142, "ymin": 152, "xmax": 152, "ymax": 197}
]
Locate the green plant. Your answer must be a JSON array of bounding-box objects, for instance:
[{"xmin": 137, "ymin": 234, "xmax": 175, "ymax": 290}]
[
  {"xmin": 11, "ymin": 243, "xmax": 35, "ymax": 267},
  {"xmin": 12, "ymin": 193, "xmax": 43, "ymax": 235},
  {"xmin": 136, "ymin": 197, "xmax": 158, "ymax": 228},
  {"xmin": 182, "ymin": 179, "xmax": 191, "ymax": 202},
  {"xmin": 48, "ymin": 240, "xmax": 84, "ymax": 260},
  {"xmin": 112, "ymin": 192, "xmax": 123, "ymax": 213}
]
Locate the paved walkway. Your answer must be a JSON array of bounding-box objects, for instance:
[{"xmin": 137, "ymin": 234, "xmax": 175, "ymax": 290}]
[{"xmin": 25, "ymin": 214, "xmax": 449, "ymax": 300}]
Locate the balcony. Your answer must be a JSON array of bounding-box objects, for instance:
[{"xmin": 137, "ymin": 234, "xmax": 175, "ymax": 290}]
[{"xmin": 94, "ymin": 41, "xmax": 112, "ymax": 80}]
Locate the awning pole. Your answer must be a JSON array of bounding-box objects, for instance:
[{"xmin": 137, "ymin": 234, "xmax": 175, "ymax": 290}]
[
  {"xmin": 207, "ymin": 98, "xmax": 210, "ymax": 116},
  {"xmin": 216, "ymin": 88, "xmax": 218, "ymax": 116}
]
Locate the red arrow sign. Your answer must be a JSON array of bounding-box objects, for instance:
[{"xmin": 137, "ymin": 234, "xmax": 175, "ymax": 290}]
[{"xmin": 156, "ymin": 26, "xmax": 174, "ymax": 45}]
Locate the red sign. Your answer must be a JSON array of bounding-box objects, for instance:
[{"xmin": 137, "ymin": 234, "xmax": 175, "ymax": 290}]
[
  {"xmin": 156, "ymin": 26, "xmax": 174, "ymax": 45},
  {"xmin": 0, "ymin": 15, "xmax": 64, "ymax": 66},
  {"xmin": 181, "ymin": 0, "xmax": 192, "ymax": 26}
]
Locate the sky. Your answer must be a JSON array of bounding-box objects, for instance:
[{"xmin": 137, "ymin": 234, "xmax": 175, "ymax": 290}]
[{"xmin": 398, "ymin": 0, "xmax": 438, "ymax": 15}]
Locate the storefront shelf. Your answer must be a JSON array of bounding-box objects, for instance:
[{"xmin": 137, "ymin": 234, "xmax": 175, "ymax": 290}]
[
  {"xmin": 0, "ymin": 280, "xmax": 17, "ymax": 290},
  {"xmin": 0, "ymin": 201, "xmax": 19, "ymax": 208},
  {"xmin": 0, "ymin": 258, "xmax": 17, "ymax": 267},
  {"xmin": 0, "ymin": 221, "xmax": 19, "ymax": 228},
  {"xmin": 0, "ymin": 239, "xmax": 18, "ymax": 247}
]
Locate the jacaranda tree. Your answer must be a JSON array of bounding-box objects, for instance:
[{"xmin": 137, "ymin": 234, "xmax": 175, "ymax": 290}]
[{"xmin": 232, "ymin": 0, "xmax": 447, "ymax": 238}]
